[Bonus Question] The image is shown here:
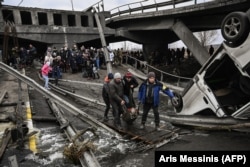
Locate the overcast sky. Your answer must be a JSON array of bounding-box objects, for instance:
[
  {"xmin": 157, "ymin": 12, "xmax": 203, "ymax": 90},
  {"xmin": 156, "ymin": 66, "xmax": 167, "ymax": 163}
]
[{"xmin": 2, "ymin": 0, "xmax": 137, "ymax": 11}]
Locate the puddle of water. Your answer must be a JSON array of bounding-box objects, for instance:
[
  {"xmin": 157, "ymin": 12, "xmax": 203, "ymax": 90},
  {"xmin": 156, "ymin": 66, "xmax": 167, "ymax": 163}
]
[
  {"xmin": 26, "ymin": 125, "xmax": 144, "ymax": 166},
  {"xmin": 24, "ymin": 126, "xmax": 72, "ymax": 166}
]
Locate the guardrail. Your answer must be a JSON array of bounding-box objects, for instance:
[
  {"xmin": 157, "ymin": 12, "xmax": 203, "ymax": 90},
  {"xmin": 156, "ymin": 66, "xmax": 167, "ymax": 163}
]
[
  {"xmin": 122, "ymin": 54, "xmax": 192, "ymax": 88},
  {"xmin": 83, "ymin": 0, "xmax": 104, "ymax": 12},
  {"xmin": 108, "ymin": 0, "xmax": 202, "ymax": 18}
]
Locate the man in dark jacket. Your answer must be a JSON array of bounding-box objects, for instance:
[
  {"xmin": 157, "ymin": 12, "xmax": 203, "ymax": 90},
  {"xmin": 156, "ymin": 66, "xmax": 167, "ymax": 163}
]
[
  {"xmin": 102, "ymin": 73, "xmax": 114, "ymax": 121},
  {"xmin": 109, "ymin": 72, "xmax": 125, "ymax": 130},
  {"xmin": 123, "ymin": 72, "xmax": 139, "ymax": 108},
  {"xmin": 52, "ymin": 56, "xmax": 62, "ymax": 86},
  {"xmin": 138, "ymin": 72, "xmax": 174, "ymax": 131}
]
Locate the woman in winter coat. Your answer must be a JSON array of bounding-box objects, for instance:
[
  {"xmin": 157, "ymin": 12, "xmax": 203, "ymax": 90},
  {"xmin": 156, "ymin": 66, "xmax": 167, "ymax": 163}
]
[{"xmin": 41, "ymin": 61, "xmax": 52, "ymax": 90}]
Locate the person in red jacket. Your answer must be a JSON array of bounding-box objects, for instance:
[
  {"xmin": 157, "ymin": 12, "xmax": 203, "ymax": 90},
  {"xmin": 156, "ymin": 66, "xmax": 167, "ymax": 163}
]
[{"xmin": 41, "ymin": 61, "xmax": 52, "ymax": 90}]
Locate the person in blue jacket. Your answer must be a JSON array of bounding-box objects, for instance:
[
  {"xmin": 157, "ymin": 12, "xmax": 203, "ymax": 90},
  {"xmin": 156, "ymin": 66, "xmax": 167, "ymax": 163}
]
[{"xmin": 138, "ymin": 71, "xmax": 174, "ymax": 131}]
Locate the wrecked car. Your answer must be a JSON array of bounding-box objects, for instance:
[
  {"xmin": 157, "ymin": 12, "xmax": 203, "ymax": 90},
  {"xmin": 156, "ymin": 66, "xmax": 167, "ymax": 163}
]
[{"xmin": 172, "ymin": 10, "xmax": 250, "ymax": 120}]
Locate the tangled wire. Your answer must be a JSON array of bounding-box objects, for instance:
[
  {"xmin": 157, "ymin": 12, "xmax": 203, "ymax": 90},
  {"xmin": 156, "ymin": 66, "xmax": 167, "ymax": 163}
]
[{"xmin": 63, "ymin": 127, "xmax": 98, "ymax": 164}]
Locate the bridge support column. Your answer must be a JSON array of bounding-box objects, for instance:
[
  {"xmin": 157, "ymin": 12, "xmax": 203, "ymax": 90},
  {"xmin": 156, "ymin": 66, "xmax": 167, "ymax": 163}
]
[
  {"xmin": 143, "ymin": 43, "xmax": 168, "ymax": 65},
  {"xmin": 0, "ymin": 10, "xmax": 3, "ymax": 22},
  {"xmin": 30, "ymin": 11, "xmax": 38, "ymax": 25},
  {"xmin": 89, "ymin": 14, "xmax": 94, "ymax": 27},
  {"xmin": 75, "ymin": 15, "xmax": 81, "ymax": 27},
  {"xmin": 13, "ymin": 10, "xmax": 22, "ymax": 25},
  {"xmin": 62, "ymin": 14, "xmax": 68, "ymax": 26},
  {"xmin": 47, "ymin": 13, "xmax": 54, "ymax": 26},
  {"xmin": 171, "ymin": 21, "xmax": 210, "ymax": 65}
]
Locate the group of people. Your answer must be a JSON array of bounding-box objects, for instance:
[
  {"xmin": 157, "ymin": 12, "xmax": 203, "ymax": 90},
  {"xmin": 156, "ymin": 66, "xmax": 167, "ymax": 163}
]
[
  {"xmin": 40, "ymin": 44, "xmax": 176, "ymax": 132},
  {"xmin": 7, "ymin": 44, "xmax": 37, "ymax": 69},
  {"xmin": 40, "ymin": 43, "xmax": 134, "ymax": 90},
  {"xmin": 41, "ymin": 45, "xmax": 101, "ymax": 89},
  {"xmin": 42, "ymin": 45, "xmax": 102, "ymax": 79},
  {"xmin": 41, "ymin": 47, "xmax": 61, "ymax": 89},
  {"xmin": 102, "ymin": 71, "xmax": 175, "ymax": 131},
  {"xmin": 102, "ymin": 72, "xmax": 139, "ymax": 129}
]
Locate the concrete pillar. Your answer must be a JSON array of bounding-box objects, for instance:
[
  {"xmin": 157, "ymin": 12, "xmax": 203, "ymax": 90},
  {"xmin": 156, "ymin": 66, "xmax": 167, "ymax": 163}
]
[
  {"xmin": 75, "ymin": 14, "xmax": 81, "ymax": 27},
  {"xmin": 30, "ymin": 11, "xmax": 38, "ymax": 25},
  {"xmin": 0, "ymin": 9, "xmax": 3, "ymax": 22},
  {"xmin": 0, "ymin": 9, "xmax": 3, "ymax": 33},
  {"xmin": 62, "ymin": 14, "xmax": 68, "ymax": 26},
  {"xmin": 171, "ymin": 20, "xmax": 210, "ymax": 65},
  {"xmin": 47, "ymin": 12, "xmax": 54, "ymax": 26},
  {"xmin": 13, "ymin": 10, "xmax": 22, "ymax": 25},
  {"xmin": 88, "ymin": 13, "xmax": 94, "ymax": 27},
  {"xmin": 98, "ymin": 13, "xmax": 106, "ymax": 28}
]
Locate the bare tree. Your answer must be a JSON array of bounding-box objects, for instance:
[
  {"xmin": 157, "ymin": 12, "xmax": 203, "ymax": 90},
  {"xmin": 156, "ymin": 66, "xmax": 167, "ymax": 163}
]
[{"xmin": 195, "ymin": 30, "xmax": 219, "ymax": 47}]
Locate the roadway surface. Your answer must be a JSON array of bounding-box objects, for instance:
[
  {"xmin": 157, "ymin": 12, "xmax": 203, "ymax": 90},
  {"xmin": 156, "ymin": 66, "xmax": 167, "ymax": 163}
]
[{"xmin": 1, "ymin": 62, "xmax": 250, "ymax": 167}]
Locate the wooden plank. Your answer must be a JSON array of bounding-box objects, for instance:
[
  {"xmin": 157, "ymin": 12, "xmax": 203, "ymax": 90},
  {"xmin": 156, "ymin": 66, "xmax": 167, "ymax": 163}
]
[
  {"xmin": 0, "ymin": 129, "xmax": 11, "ymax": 159},
  {"xmin": 0, "ymin": 90, "xmax": 7, "ymax": 104},
  {"xmin": 8, "ymin": 155, "xmax": 19, "ymax": 167},
  {"xmin": 149, "ymin": 132, "xmax": 175, "ymax": 144},
  {"xmin": 0, "ymin": 114, "xmax": 9, "ymax": 122},
  {"xmin": 103, "ymin": 120, "xmax": 178, "ymax": 144},
  {"xmin": 137, "ymin": 130, "xmax": 171, "ymax": 144},
  {"xmin": 103, "ymin": 120, "xmax": 153, "ymax": 143}
]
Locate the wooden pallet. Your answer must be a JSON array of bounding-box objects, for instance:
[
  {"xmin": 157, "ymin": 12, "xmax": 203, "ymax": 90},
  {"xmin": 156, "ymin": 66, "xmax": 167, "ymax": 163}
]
[{"xmin": 103, "ymin": 119, "xmax": 178, "ymax": 144}]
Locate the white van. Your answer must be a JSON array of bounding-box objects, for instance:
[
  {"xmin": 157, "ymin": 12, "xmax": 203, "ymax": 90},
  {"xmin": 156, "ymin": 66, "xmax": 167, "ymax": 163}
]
[{"xmin": 172, "ymin": 10, "xmax": 250, "ymax": 120}]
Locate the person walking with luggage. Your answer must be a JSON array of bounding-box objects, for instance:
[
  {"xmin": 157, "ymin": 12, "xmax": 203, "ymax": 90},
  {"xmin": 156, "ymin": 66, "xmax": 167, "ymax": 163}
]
[
  {"xmin": 138, "ymin": 72, "xmax": 174, "ymax": 131},
  {"xmin": 109, "ymin": 72, "xmax": 125, "ymax": 130}
]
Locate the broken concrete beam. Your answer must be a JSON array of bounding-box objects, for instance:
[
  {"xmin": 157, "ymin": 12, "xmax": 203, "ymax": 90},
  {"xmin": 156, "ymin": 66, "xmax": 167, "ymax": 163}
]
[
  {"xmin": 0, "ymin": 129, "xmax": 11, "ymax": 159},
  {"xmin": 0, "ymin": 90, "xmax": 7, "ymax": 104}
]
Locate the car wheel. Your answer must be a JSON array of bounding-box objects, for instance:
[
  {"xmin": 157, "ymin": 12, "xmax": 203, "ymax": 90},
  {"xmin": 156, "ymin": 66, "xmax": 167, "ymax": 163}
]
[
  {"xmin": 221, "ymin": 12, "xmax": 250, "ymax": 47},
  {"xmin": 171, "ymin": 92, "xmax": 183, "ymax": 113}
]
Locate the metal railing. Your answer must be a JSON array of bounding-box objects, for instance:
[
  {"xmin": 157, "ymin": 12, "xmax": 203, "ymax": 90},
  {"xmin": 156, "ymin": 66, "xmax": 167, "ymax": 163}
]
[
  {"xmin": 83, "ymin": 0, "xmax": 104, "ymax": 12},
  {"xmin": 122, "ymin": 54, "xmax": 192, "ymax": 88},
  {"xmin": 108, "ymin": 0, "xmax": 203, "ymax": 18}
]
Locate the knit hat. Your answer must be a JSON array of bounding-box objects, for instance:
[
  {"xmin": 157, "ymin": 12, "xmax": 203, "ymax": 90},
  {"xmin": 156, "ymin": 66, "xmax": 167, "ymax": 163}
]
[
  {"xmin": 114, "ymin": 72, "xmax": 122, "ymax": 79},
  {"xmin": 148, "ymin": 72, "xmax": 155, "ymax": 78},
  {"xmin": 125, "ymin": 72, "xmax": 132, "ymax": 78},
  {"xmin": 108, "ymin": 73, "xmax": 114, "ymax": 79}
]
